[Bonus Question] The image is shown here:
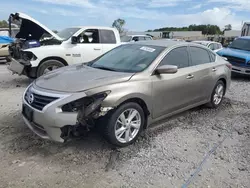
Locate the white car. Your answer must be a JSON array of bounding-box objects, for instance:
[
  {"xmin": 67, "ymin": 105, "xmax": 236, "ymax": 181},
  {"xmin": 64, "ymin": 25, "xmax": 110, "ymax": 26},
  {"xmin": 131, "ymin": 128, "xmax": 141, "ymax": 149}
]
[
  {"xmin": 8, "ymin": 12, "xmax": 121, "ymax": 78},
  {"xmin": 192, "ymin": 41, "xmax": 223, "ymax": 52},
  {"xmin": 120, "ymin": 35, "xmax": 152, "ymax": 44}
]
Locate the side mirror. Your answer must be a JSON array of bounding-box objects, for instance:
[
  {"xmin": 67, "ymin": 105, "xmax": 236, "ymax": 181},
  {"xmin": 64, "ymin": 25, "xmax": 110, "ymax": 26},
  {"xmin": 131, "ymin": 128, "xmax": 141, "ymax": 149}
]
[
  {"xmin": 155, "ymin": 65, "xmax": 178, "ymax": 74},
  {"xmin": 71, "ymin": 36, "xmax": 78, "ymax": 44}
]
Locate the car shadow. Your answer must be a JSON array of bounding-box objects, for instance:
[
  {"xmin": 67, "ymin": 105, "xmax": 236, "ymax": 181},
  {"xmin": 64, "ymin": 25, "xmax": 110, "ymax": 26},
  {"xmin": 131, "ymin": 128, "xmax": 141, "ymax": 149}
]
[
  {"xmin": 231, "ymin": 73, "xmax": 250, "ymax": 81},
  {"xmin": 0, "ymin": 97, "xmax": 237, "ymax": 171}
]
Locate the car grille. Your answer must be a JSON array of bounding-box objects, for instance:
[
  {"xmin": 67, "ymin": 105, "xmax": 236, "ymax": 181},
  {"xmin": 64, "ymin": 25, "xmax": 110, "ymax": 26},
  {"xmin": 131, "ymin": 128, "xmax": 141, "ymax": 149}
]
[
  {"xmin": 25, "ymin": 90, "xmax": 59, "ymax": 111},
  {"xmin": 222, "ymin": 55, "xmax": 246, "ymax": 65}
]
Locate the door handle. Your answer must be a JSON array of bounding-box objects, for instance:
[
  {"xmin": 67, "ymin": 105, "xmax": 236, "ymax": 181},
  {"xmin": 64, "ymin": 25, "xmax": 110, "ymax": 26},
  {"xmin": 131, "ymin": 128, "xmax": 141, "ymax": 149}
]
[
  {"xmin": 186, "ymin": 74, "xmax": 194, "ymax": 79},
  {"xmin": 94, "ymin": 48, "xmax": 101, "ymax": 50},
  {"xmin": 212, "ymin": 67, "xmax": 217, "ymax": 72}
]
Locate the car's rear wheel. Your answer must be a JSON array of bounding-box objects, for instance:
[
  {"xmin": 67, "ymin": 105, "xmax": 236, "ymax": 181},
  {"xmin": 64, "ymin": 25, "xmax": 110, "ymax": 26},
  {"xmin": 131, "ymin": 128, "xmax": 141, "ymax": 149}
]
[
  {"xmin": 104, "ymin": 102, "xmax": 145, "ymax": 147},
  {"xmin": 207, "ymin": 80, "xmax": 225, "ymax": 108},
  {"xmin": 37, "ymin": 59, "xmax": 65, "ymax": 77}
]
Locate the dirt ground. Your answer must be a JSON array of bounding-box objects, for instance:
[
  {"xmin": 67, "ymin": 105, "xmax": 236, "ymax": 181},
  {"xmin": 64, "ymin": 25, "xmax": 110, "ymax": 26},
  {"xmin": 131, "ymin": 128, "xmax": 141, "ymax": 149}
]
[{"xmin": 0, "ymin": 64, "xmax": 249, "ymax": 188}]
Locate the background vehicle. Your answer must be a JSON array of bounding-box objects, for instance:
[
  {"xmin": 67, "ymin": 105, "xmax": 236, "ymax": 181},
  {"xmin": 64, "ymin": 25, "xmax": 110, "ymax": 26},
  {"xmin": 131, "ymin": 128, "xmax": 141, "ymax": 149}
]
[
  {"xmin": 22, "ymin": 40, "xmax": 231, "ymax": 147},
  {"xmin": 7, "ymin": 12, "xmax": 121, "ymax": 78},
  {"xmin": 0, "ymin": 28, "xmax": 19, "ymax": 62},
  {"xmin": 121, "ymin": 35, "xmax": 152, "ymax": 44},
  {"xmin": 192, "ymin": 41, "xmax": 223, "ymax": 52},
  {"xmin": 217, "ymin": 36, "xmax": 250, "ymax": 75}
]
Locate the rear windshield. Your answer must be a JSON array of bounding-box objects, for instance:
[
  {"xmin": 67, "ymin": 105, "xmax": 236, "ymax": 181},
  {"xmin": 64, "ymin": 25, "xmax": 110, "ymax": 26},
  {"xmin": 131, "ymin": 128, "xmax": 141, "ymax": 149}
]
[{"xmin": 91, "ymin": 44, "xmax": 165, "ymax": 73}]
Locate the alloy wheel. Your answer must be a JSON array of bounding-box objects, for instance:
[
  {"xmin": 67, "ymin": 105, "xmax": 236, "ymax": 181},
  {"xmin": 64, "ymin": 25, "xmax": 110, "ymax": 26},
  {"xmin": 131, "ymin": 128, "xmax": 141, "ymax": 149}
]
[{"xmin": 115, "ymin": 108, "xmax": 141, "ymax": 143}]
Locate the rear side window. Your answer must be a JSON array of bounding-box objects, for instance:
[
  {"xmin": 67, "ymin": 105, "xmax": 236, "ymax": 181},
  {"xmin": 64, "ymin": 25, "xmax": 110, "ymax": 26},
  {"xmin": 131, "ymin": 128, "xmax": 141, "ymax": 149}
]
[
  {"xmin": 189, "ymin": 47, "xmax": 212, "ymax": 66},
  {"xmin": 145, "ymin": 37, "xmax": 152, "ymax": 40},
  {"xmin": 208, "ymin": 43, "xmax": 216, "ymax": 50},
  {"xmin": 139, "ymin": 36, "xmax": 146, "ymax": 41},
  {"xmin": 160, "ymin": 47, "xmax": 189, "ymax": 69},
  {"xmin": 100, "ymin": 29, "xmax": 116, "ymax": 44},
  {"xmin": 209, "ymin": 52, "xmax": 216, "ymax": 62}
]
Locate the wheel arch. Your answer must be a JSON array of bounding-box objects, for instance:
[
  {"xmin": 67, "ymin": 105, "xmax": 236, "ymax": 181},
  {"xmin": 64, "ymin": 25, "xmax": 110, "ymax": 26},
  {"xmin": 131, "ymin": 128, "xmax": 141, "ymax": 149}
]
[
  {"xmin": 39, "ymin": 56, "xmax": 68, "ymax": 67},
  {"xmin": 114, "ymin": 97, "xmax": 150, "ymax": 129},
  {"xmin": 217, "ymin": 76, "xmax": 227, "ymax": 95}
]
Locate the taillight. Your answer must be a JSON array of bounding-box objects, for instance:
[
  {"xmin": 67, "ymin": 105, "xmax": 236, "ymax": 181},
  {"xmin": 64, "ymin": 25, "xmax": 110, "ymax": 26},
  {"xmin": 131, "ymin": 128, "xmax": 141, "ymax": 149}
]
[{"xmin": 226, "ymin": 63, "xmax": 232, "ymax": 69}]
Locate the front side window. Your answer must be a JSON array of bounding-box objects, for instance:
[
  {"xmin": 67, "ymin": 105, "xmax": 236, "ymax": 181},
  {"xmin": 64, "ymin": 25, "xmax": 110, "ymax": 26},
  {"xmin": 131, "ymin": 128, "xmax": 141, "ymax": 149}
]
[
  {"xmin": 100, "ymin": 30, "xmax": 116, "ymax": 44},
  {"xmin": 77, "ymin": 29, "xmax": 99, "ymax": 44},
  {"xmin": 189, "ymin": 46, "xmax": 211, "ymax": 66},
  {"xmin": 159, "ymin": 47, "xmax": 189, "ymax": 69},
  {"xmin": 91, "ymin": 44, "xmax": 165, "ymax": 73},
  {"xmin": 228, "ymin": 38, "xmax": 250, "ymax": 51},
  {"xmin": 145, "ymin": 37, "xmax": 152, "ymax": 40}
]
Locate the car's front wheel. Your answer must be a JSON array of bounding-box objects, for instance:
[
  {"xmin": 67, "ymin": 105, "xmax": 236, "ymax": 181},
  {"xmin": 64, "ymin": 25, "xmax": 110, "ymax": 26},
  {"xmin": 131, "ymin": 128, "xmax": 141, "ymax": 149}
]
[
  {"xmin": 207, "ymin": 80, "xmax": 225, "ymax": 108},
  {"xmin": 104, "ymin": 102, "xmax": 145, "ymax": 147}
]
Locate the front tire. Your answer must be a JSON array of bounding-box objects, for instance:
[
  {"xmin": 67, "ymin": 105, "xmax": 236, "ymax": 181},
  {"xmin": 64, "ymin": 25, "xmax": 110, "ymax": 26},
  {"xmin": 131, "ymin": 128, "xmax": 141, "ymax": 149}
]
[
  {"xmin": 207, "ymin": 80, "xmax": 225, "ymax": 108},
  {"xmin": 104, "ymin": 102, "xmax": 145, "ymax": 147},
  {"xmin": 37, "ymin": 59, "xmax": 65, "ymax": 77}
]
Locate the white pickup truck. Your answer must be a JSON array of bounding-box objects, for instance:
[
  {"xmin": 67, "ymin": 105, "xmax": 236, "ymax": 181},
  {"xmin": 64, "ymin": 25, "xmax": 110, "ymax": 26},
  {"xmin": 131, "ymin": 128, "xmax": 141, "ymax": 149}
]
[{"xmin": 8, "ymin": 12, "xmax": 121, "ymax": 78}]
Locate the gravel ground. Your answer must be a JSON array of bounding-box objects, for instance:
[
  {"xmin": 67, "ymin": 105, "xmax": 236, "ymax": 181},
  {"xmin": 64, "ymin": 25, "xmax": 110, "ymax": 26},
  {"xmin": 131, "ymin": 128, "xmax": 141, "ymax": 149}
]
[{"xmin": 0, "ymin": 64, "xmax": 249, "ymax": 188}]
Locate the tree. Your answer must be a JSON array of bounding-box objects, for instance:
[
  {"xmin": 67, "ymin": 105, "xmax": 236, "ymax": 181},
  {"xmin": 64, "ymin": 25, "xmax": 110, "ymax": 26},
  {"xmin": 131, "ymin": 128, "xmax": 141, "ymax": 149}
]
[
  {"xmin": 224, "ymin": 24, "xmax": 232, "ymax": 31},
  {"xmin": 0, "ymin": 20, "xmax": 8, "ymax": 28},
  {"xmin": 52, "ymin": 30, "xmax": 58, "ymax": 33},
  {"xmin": 112, "ymin": 18, "xmax": 126, "ymax": 34},
  {"xmin": 153, "ymin": 24, "xmax": 222, "ymax": 35}
]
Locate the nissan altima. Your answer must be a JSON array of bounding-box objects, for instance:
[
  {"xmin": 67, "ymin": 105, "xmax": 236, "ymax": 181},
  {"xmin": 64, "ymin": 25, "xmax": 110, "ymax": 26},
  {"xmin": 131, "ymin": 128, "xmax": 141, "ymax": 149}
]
[{"xmin": 22, "ymin": 40, "xmax": 231, "ymax": 146}]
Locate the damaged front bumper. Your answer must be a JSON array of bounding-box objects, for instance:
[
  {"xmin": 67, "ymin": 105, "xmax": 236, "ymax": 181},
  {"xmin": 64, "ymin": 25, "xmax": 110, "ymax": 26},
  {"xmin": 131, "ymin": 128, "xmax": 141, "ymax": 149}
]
[
  {"xmin": 7, "ymin": 58, "xmax": 28, "ymax": 75},
  {"xmin": 22, "ymin": 85, "xmax": 113, "ymax": 142}
]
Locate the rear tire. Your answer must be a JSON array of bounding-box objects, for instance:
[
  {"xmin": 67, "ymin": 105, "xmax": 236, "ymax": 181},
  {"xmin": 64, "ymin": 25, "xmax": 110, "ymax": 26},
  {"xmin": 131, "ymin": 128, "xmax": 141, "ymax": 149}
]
[
  {"xmin": 37, "ymin": 59, "xmax": 65, "ymax": 77},
  {"xmin": 207, "ymin": 80, "xmax": 225, "ymax": 108},
  {"xmin": 103, "ymin": 102, "xmax": 145, "ymax": 147}
]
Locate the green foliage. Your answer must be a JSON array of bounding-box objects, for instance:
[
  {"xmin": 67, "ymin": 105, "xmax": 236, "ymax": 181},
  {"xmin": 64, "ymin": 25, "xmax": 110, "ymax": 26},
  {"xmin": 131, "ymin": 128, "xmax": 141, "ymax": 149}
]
[
  {"xmin": 224, "ymin": 24, "xmax": 232, "ymax": 31},
  {"xmin": 112, "ymin": 18, "xmax": 126, "ymax": 34},
  {"xmin": 153, "ymin": 24, "xmax": 223, "ymax": 35},
  {"xmin": 0, "ymin": 20, "xmax": 8, "ymax": 28}
]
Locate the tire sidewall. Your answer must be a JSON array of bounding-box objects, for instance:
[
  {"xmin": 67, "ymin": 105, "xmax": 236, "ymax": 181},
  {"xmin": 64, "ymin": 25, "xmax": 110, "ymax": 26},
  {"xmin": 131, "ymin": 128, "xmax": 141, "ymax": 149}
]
[
  {"xmin": 106, "ymin": 102, "xmax": 145, "ymax": 147},
  {"xmin": 37, "ymin": 59, "xmax": 65, "ymax": 77},
  {"xmin": 210, "ymin": 80, "xmax": 225, "ymax": 108}
]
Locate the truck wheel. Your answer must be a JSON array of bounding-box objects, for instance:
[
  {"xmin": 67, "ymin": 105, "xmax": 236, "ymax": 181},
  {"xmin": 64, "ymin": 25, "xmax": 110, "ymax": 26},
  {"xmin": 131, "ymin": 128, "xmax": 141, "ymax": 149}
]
[
  {"xmin": 103, "ymin": 102, "xmax": 145, "ymax": 147},
  {"xmin": 37, "ymin": 59, "xmax": 65, "ymax": 77}
]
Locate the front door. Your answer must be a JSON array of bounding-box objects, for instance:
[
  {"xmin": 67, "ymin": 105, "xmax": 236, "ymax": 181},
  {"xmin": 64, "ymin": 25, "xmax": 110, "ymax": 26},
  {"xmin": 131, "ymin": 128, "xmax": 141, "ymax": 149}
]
[
  {"xmin": 71, "ymin": 29, "xmax": 103, "ymax": 64},
  {"xmin": 152, "ymin": 46, "xmax": 197, "ymax": 119}
]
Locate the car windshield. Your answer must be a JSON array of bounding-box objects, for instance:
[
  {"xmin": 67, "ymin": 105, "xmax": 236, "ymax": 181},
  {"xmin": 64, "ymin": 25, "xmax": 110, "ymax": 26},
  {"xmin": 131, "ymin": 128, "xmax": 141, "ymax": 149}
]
[
  {"xmin": 228, "ymin": 38, "xmax": 250, "ymax": 51},
  {"xmin": 121, "ymin": 36, "xmax": 132, "ymax": 42},
  {"xmin": 91, "ymin": 44, "xmax": 165, "ymax": 73},
  {"xmin": 57, "ymin": 28, "xmax": 80, "ymax": 40}
]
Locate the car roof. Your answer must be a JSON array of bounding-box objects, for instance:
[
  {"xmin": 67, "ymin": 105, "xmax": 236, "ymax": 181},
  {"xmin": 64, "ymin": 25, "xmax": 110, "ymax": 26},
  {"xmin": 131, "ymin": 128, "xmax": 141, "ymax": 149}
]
[
  {"xmin": 135, "ymin": 39, "xmax": 190, "ymax": 48},
  {"xmin": 127, "ymin": 35, "xmax": 152, "ymax": 37}
]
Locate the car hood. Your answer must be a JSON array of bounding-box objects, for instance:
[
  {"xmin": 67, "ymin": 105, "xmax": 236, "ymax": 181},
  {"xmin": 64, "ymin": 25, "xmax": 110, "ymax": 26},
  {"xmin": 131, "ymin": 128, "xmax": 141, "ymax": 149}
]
[
  {"xmin": 217, "ymin": 47, "xmax": 250, "ymax": 60},
  {"xmin": 9, "ymin": 12, "xmax": 62, "ymax": 41},
  {"xmin": 35, "ymin": 64, "xmax": 134, "ymax": 92}
]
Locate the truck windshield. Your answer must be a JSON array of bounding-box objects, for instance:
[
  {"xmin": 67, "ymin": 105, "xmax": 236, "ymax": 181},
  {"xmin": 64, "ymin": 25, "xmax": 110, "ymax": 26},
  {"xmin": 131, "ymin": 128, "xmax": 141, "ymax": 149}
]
[
  {"xmin": 91, "ymin": 44, "xmax": 165, "ymax": 73},
  {"xmin": 121, "ymin": 36, "xmax": 132, "ymax": 42},
  {"xmin": 228, "ymin": 38, "xmax": 250, "ymax": 51},
  {"xmin": 57, "ymin": 28, "xmax": 80, "ymax": 40}
]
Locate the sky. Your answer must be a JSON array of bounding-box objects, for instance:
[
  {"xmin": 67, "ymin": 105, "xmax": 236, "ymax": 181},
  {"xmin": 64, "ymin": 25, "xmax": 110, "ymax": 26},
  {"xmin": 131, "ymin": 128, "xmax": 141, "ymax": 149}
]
[{"xmin": 0, "ymin": 0, "xmax": 249, "ymax": 31}]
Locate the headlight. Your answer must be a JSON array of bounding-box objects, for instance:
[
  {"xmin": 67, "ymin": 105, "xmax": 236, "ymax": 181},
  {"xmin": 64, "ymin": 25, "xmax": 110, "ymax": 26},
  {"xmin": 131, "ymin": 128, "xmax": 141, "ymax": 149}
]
[
  {"xmin": 61, "ymin": 91, "xmax": 111, "ymax": 113},
  {"xmin": 22, "ymin": 51, "xmax": 37, "ymax": 61}
]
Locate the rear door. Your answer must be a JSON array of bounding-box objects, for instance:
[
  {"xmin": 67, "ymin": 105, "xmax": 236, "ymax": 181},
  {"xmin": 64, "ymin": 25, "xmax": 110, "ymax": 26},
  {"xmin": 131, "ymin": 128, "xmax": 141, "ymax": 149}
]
[
  {"xmin": 188, "ymin": 46, "xmax": 217, "ymax": 101},
  {"xmin": 100, "ymin": 29, "xmax": 118, "ymax": 53},
  {"xmin": 152, "ymin": 46, "xmax": 198, "ymax": 118}
]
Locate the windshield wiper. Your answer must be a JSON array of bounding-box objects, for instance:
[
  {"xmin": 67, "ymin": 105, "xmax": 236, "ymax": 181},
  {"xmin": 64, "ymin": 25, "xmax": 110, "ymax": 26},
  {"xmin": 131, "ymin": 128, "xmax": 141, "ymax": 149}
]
[{"xmin": 93, "ymin": 66, "xmax": 117, "ymax": 72}]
